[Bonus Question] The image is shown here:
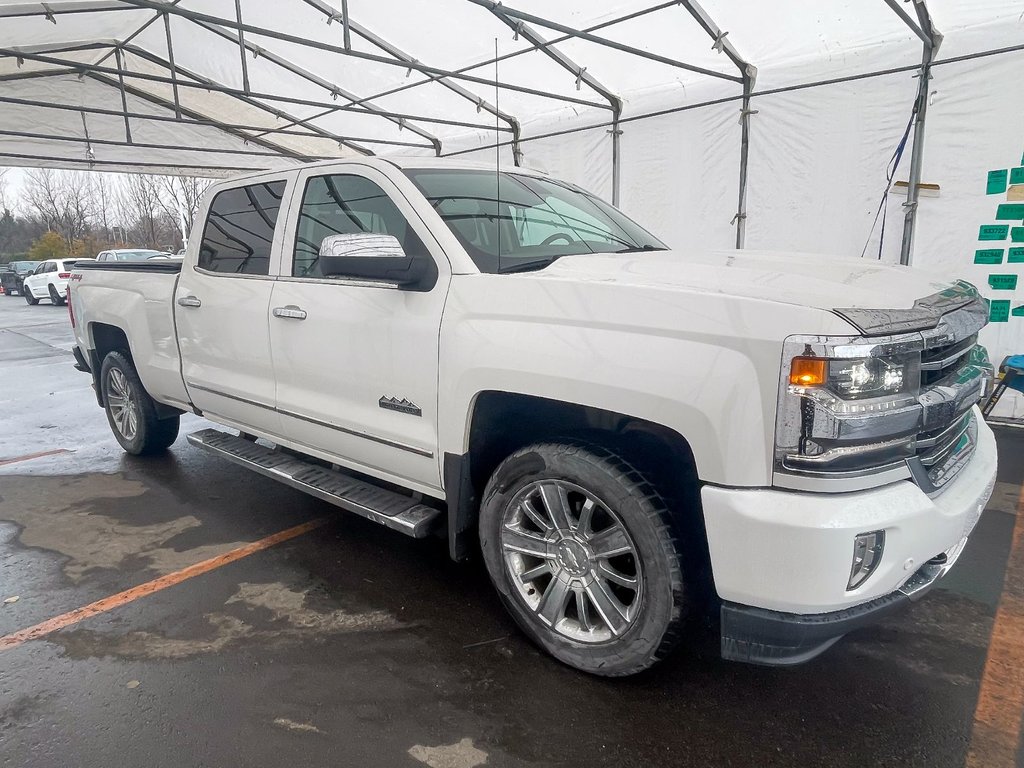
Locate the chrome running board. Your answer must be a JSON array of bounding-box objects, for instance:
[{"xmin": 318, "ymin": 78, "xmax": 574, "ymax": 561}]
[{"xmin": 187, "ymin": 428, "xmax": 441, "ymax": 538}]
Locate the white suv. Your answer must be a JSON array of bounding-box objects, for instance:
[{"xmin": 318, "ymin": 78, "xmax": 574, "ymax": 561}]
[{"xmin": 22, "ymin": 258, "xmax": 79, "ymax": 306}]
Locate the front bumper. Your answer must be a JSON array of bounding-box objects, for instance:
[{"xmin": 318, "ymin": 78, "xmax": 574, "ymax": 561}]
[{"xmin": 702, "ymin": 407, "xmax": 997, "ymax": 664}]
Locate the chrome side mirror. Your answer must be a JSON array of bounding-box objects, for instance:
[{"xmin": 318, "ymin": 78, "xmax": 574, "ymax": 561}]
[{"xmin": 318, "ymin": 233, "xmax": 427, "ymax": 288}]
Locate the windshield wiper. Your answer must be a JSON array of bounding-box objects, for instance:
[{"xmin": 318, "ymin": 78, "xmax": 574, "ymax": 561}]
[
  {"xmin": 615, "ymin": 244, "xmax": 664, "ymax": 254},
  {"xmin": 495, "ymin": 255, "xmax": 565, "ymax": 274}
]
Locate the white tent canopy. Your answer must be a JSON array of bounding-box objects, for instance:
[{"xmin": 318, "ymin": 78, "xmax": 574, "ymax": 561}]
[{"xmin": 1, "ymin": 0, "xmax": 1023, "ymax": 415}]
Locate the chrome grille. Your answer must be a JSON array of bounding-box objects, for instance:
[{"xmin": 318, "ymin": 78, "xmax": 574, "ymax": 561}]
[{"xmin": 920, "ymin": 334, "xmax": 977, "ymax": 388}]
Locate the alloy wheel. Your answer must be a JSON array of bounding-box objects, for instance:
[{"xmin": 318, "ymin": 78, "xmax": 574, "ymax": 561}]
[
  {"xmin": 106, "ymin": 367, "xmax": 138, "ymax": 441},
  {"xmin": 500, "ymin": 480, "xmax": 643, "ymax": 643}
]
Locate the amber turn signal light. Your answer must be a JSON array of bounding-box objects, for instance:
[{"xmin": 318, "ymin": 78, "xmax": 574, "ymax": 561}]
[{"xmin": 789, "ymin": 357, "xmax": 827, "ymax": 387}]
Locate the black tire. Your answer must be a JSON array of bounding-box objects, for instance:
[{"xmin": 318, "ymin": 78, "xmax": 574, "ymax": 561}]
[
  {"xmin": 100, "ymin": 351, "xmax": 180, "ymax": 455},
  {"xmin": 24, "ymin": 285, "xmax": 39, "ymax": 305},
  {"xmin": 479, "ymin": 441, "xmax": 687, "ymax": 677},
  {"xmin": 48, "ymin": 284, "xmax": 65, "ymax": 306}
]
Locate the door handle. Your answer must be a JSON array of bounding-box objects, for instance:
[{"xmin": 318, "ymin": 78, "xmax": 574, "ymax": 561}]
[
  {"xmin": 272, "ymin": 305, "xmax": 307, "ymax": 320},
  {"xmin": 177, "ymin": 295, "xmax": 201, "ymax": 308}
]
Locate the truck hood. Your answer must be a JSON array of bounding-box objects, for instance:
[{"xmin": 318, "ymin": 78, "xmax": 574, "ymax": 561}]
[
  {"xmin": 538, "ymin": 249, "xmax": 956, "ymax": 311},
  {"xmin": 534, "ymin": 249, "xmax": 976, "ymax": 334}
]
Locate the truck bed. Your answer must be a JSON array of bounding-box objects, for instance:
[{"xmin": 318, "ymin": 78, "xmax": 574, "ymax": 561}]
[{"xmin": 69, "ymin": 260, "xmax": 190, "ymax": 410}]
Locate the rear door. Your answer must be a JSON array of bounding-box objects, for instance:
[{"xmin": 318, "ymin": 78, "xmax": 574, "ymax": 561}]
[
  {"xmin": 175, "ymin": 173, "xmax": 294, "ymax": 436},
  {"xmin": 268, "ymin": 166, "xmax": 450, "ymax": 493}
]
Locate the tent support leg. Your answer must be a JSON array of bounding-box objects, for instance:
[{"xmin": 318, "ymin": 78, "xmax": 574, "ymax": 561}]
[
  {"xmin": 162, "ymin": 11, "xmax": 181, "ymax": 119},
  {"xmin": 735, "ymin": 74, "xmax": 754, "ymax": 249},
  {"xmin": 114, "ymin": 47, "xmax": 132, "ymax": 144},
  {"xmin": 610, "ymin": 110, "xmax": 622, "ymax": 207},
  {"xmin": 900, "ymin": 53, "xmax": 933, "ymax": 265},
  {"xmin": 897, "ymin": 0, "xmax": 941, "ymax": 267},
  {"xmin": 234, "ymin": 0, "xmax": 250, "ymax": 93}
]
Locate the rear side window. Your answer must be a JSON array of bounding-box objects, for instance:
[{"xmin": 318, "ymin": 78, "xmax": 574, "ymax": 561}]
[{"xmin": 198, "ymin": 180, "xmax": 286, "ymax": 275}]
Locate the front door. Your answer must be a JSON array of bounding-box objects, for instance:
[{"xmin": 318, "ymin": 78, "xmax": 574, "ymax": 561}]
[
  {"xmin": 269, "ymin": 166, "xmax": 449, "ymax": 494},
  {"xmin": 175, "ymin": 173, "xmax": 293, "ymax": 436}
]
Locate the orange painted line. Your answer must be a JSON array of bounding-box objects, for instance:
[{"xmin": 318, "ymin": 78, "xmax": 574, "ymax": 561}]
[
  {"xmin": 0, "ymin": 448, "xmax": 72, "ymax": 466},
  {"xmin": 966, "ymin": 484, "xmax": 1024, "ymax": 768},
  {"xmin": 0, "ymin": 517, "xmax": 326, "ymax": 652}
]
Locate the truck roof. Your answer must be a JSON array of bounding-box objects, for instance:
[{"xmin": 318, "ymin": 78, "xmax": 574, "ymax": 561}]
[{"xmin": 215, "ymin": 156, "xmax": 550, "ymax": 188}]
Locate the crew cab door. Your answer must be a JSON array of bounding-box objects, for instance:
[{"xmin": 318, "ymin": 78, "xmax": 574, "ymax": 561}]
[
  {"xmin": 269, "ymin": 166, "xmax": 449, "ymax": 493},
  {"xmin": 175, "ymin": 173, "xmax": 293, "ymax": 435}
]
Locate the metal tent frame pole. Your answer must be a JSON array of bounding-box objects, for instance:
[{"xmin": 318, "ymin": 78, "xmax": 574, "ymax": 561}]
[
  {"xmin": 676, "ymin": 1, "xmax": 756, "ymax": 248},
  {"xmin": 300, "ymin": 0, "xmax": 522, "ymax": 164},
  {"xmin": 481, "ymin": 2, "xmax": 621, "ymax": 197},
  {"xmin": 885, "ymin": 0, "xmax": 942, "ymax": 266},
  {"xmin": 347, "ymin": 2, "xmax": 676, "ymax": 122},
  {"xmin": 174, "ymin": 23, "xmax": 439, "ymax": 154},
  {"xmin": 115, "ymin": 0, "xmax": 609, "ymax": 111}
]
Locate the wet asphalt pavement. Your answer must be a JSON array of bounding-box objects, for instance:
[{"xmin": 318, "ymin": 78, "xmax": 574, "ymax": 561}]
[{"xmin": 1, "ymin": 296, "xmax": 1022, "ymax": 768}]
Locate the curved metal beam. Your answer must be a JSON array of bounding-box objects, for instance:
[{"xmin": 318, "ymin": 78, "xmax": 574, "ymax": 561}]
[
  {"xmin": 300, "ymin": 0, "xmax": 519, "ymax": 161},
  {"xmin": 481, "ymin": 4, "xmax": 623, "ymax": 199},
  {"xmin": 115, "ymin": 0, "xmax": 610, "ymax": 111},
  {"xmin": 467, "ymin": 0, "xmax": 742, "ymax": 84}
]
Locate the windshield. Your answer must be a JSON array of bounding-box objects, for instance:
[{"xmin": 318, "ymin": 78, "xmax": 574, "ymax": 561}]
[
  {"xmin": 10, "ymin": 261, "xmax": 38, "ymax": 274},
  {"xmin": 403, "ymin": 169, "xmax": 667, "ymax": 274}
]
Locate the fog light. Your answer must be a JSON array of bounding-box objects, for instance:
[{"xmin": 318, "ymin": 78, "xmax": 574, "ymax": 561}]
[{"xmin": 848, "ymin": 531, "xmax": 885, "ymax": 590}]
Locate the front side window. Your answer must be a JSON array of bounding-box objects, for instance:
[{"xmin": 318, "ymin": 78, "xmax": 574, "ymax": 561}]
[
  {"xmin": 198, "ymin": 180, "xmax": 286, "ymax": 275},
  {"xmin": 292, "ymin": 174, "xmax": 430, "ymax": 279},
  {"xmin": 404, "ymin": 169, "xmax": 666, "ymax": 274}
]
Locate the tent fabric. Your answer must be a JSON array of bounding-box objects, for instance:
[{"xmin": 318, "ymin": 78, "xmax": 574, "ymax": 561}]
[{"xmin": 0, "ymin": 0, "xmax": 1022, "ymax": 415}]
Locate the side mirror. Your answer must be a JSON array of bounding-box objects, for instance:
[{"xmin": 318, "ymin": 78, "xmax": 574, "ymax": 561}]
[{"xmin": 318, "ymin": 233, "xmax": 426, "ymax": 287}]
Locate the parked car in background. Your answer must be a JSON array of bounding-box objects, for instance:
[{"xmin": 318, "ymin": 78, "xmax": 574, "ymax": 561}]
[
  {"xmin": 22, "ymin": 258, "xmax": 80, "ymax": 305},
  {"xmin": 0, "ymin": 261, "xmax": 41, "ymax": 297},
  {"xmin": 95, "ymin": 249, "xmax": 171, "ymax": 262}
]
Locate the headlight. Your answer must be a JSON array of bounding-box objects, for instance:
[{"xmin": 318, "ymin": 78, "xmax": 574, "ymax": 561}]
[
  {"xmin": 789, "ymin": 354, "xmax": 918, "ymax": 403},
  {"xmin": 776, "ymin": 341, "xmax": 923, "ymax": 481}
]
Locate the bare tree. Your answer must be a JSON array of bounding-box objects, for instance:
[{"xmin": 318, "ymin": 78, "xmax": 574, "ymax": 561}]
[
  {"xmin": 154, "ymin": 175, "xmax": 212, "ymax": 245},
  {"xmin": 22, "ymin": 168, "xmax": 95, "ymax": 247},
  {"xmin": 0, "ymin": 168, "xmax": 8, "ymax": 213},
  {"xmin": 119, "ymin": 174, "xmax": 162, "ymax": 248},
  {"xmin": 89, "ymin": 173, "xmax": 118, "ymax": 245}
]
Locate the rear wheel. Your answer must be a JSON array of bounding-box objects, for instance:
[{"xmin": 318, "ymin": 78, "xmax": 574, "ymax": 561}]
[
  {"xmin": 48, "ymin": 284, "xmax": 65, "ymax": 305},
  {"xmin": 100, "ymin": 351, "xmax": 179, "ymax": 455},
  {"xmin": 479, "ymin": 441, "xmax": 688, "ymax": 676},
  {"xmin": 24, "ymin": 285, "xmax": 38, "ymax": 305}
]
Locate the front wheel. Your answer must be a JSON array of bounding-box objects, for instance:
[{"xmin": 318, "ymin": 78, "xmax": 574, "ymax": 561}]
[
  {"xmin": 48, "ymin": 284, "xmax": 65, "ymax": 305},
  {"xmin": 479, "ymin": 442, "xmax": 687, "ymax": 676},
  {"xmin": 100, "ymin": 351, "xmax": 180, "ymax": 455},
  {"xmin": 24, "ymin": 286, "xmax": 38, "ymax": 305}
]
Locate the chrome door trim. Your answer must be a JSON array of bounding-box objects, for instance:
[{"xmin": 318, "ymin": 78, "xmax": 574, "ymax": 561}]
[{"xmin": 186, "ymin": 382, "xmax": 433, "ymax": 458}]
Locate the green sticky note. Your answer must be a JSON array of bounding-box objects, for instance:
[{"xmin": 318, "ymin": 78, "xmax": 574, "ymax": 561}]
[
  {"xmin": 988, "ymin": 169, "xmax": 1009, "ymax": 194},
  {"xmin": 989, "ymin": 299, "xmax": 1011, "ymax": 322},
  {"xmin": 996, "ymin": 203, "xmax": 1024, "ymax": 220},
  {"xmin": 980, "ymin": 224, "xmax": 1009, "ymax": 240},
  {"xmin": 1012, "ymin": 304, "xmax": 1024, "ymax": 317},
  {"xmin": 989, "ymin": 274, "xmax": 1019, "ymax": 290},
  {"xmin": 1012, "ymin": 167, "xmax": 1024, "ymax": 185},
  {"xmin": 1011, "ymin": 227, "xmax": 1024, "ymax": 242},
  {"xmin": 1009, "ymin": 247, "xmax": 1024, "ymax": 263},
  {"xmin": 975, "ymin": 248, "xmax": 1004, "ymax": 264}
]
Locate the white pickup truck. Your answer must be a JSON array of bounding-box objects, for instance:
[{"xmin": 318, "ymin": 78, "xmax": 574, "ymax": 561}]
[{"xmin": 68, "ymin": 157, "xmax": 998, "ymax": 676}]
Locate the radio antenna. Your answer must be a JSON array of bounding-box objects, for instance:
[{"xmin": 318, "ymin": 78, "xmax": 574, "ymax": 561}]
[{"xmin": 495, "ymin": 36, "xmax": 500, "ymax": 268}]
